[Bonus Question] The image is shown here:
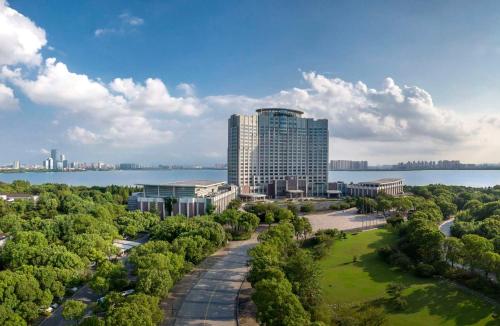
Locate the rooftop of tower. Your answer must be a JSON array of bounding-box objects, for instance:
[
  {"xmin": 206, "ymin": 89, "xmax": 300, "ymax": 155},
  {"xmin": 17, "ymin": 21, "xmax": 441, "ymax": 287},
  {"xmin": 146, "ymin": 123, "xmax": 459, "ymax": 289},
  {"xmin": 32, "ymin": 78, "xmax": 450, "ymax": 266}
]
[{"xmin": 256, "ymin": 108, "xmax": 304, "ymax": 116}]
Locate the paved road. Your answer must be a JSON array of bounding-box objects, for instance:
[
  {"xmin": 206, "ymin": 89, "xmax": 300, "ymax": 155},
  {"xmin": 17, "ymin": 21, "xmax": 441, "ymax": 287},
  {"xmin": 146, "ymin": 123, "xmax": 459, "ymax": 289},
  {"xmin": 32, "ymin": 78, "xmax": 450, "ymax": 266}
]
[
  {"xmin": 166, "ymin": 234, "xmax": 259, "ymax": 326},
  {"xmin": 439, "ymin": 218, "xmax": 454, "ymax": 237},
  {"xmin": 306, "ymin": 207, "xmax": 386, "ymax": 232},
  {"xmin": 40, "ymin": 234, "xmax": 149, "ymax": 326},
  {"xmin": 39, "ymin": 284, "xmax": 100, "ymax": 326}
]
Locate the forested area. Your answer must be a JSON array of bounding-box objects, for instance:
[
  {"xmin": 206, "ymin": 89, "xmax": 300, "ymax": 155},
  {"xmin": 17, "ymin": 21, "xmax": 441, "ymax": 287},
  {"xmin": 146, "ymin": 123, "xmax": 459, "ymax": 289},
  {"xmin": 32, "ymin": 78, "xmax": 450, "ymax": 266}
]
[
  {"xmin": 0, "ymin": 182, "xmax": 259, "ymax": 325},
  {"xmin": 379, "ymin": 185, "xmax": 500, "ymax": 301},
  {"xmin": 246, "ymin": 202, "xmax": 344, "ymax": 326}
]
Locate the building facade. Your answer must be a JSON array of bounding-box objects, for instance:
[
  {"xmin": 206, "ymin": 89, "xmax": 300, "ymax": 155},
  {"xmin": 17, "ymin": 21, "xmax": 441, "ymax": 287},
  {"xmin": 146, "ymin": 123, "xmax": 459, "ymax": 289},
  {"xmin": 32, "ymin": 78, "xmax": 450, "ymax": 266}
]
[
  {"xmin": 330, "ymin": 160, "xmax": 368, "ymax": 170},
  {"xmin": 128, "ymin": 180, "xmax": 238, "ymax": 218},
  {"xmin": 228, "ymin": 108, "xmax": 328, "ymax": 198},
  {"xmin": 346, "ymin": 178, "xmax": 404, "ymax": 197}
]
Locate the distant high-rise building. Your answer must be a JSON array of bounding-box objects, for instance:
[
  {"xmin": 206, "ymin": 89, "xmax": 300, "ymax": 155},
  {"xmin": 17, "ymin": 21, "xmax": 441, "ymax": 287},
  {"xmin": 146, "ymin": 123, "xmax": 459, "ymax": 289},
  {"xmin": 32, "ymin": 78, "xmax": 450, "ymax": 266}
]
[
  {"xmin": 228, "ymin": 108, "xmax": 329, "ymax": 198},
  {"xmin": 13, "ymin": 160, "xmax": 20, "ymax": 169},
  {"xmin": 330, "ymin": 160, "xmax": 368, "ymax": 170},
  {"xmin": 43, "ymin": 157, "xmax": 54, "ymax": 170},
  {"xmin": 50, "ymin": 149, "xmax": 58, "ymax": 162}
]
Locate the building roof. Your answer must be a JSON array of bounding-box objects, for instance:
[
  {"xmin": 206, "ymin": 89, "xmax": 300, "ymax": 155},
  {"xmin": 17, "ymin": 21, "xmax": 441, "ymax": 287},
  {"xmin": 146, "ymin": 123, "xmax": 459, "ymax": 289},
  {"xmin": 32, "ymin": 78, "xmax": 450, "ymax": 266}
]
[
  {"xmin": 362, "ymin": 178, "xmax": 403, "ymax": 185},
  {"xmin": 137, "ymin": 180, "xmax": 225, "ymax": 188},
  {"xmin": 256, "ymin": 108, "xmax": 304, "ymax": 115},
  {"xmin": 240, "ymin": 192, "xmax": 267, "ymax": 198},
  {"xmin": 113, "ymin": 239, "xmax": 142, "ymax": 252}
]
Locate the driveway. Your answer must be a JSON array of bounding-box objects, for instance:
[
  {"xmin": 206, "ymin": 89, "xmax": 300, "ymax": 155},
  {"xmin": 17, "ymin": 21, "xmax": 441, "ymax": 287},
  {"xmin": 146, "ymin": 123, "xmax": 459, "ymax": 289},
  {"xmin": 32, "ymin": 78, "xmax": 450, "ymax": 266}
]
[
  {"xmin": 162, "ymin": 231, "xmax": 261, "ymax": 326},
  {"xmin": 306, "ymin": 207, "xmax": 386, "ymax": 232}
]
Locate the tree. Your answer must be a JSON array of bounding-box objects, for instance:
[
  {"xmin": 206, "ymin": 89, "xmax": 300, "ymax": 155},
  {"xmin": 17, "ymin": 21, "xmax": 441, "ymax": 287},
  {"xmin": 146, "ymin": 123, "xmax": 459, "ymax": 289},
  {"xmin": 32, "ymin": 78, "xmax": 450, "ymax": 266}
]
[
  {"xmin": 392, "ymin": 197, "xmax": 413, "ymax": 216},
  {"xmin": 291, "ymin": 216, "xmax": 312, "ymax": 241},
  {"xmin": 136, "ymin": 268, "xmax": 173, "ymax": 297},
  {"xmin": 284, "ymin": 249, "xmax": 322, "ymax": 310},
  {"xmin": 376, "ymin": 198, "xmax": 392, "ymax": 216},
  {"xmin": 252, "ymin": 278, "xmax": 311, "ymax": 326},
  {"xmin": 480, "ymin": 251, "xmax": 500, "ymax": 278},
  {"xmin": 0, "ymin": 306, "xmax": 26, "ymax": 326},
  {"xmin": 265, "ymin": 211, "xmax": 275, "ymax": 227},
  {"xmin": 62, "ymin": 300, "xmax": 86, "ymax": 324},
  {"xmin": 105, "ymin": 294, "xmax": 163, "ymax": 326},
  {"xmin": 227, "ymin": 198, "xmax": 242, "ymax": 210},
  {"xmin": 164, "ymin": 197, "xmax": 178, "ymax": 217},
  {"xmin": 443, "ymin": 237, "xmax": 464, "ymax": 267},
  {"xmin": 462, "ymin": 234, "xmax": 494, "ymax": 271}
]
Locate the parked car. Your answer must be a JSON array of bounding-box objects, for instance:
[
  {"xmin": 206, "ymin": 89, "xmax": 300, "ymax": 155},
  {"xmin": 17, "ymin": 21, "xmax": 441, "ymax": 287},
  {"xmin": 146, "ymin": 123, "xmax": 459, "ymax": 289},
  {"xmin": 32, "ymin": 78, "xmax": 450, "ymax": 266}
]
[{"xmin": 121, "ymin": 289, "xmax": 135, "ymax": 296}]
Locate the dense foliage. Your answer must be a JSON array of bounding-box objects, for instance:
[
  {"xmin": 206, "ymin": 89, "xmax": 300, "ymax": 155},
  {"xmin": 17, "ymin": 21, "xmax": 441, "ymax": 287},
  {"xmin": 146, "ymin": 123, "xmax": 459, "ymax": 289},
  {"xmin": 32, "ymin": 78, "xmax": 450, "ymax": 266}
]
[
  {"xmin": 0, "ymin": 181, "xmax": 163, "ymax": 324},
  {"xmin": 248, "ymin": 202, "xmax": 343, "ymax": 326},
  {"xmin": 379, "ymin": 185, "xmax": 500, "ymax": 300}
]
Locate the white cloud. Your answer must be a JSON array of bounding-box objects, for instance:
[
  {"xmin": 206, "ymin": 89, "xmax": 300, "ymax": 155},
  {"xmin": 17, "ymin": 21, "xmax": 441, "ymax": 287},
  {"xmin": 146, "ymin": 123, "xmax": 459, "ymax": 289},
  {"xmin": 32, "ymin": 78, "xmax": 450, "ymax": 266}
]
[
  {"xmin": 94, "ymin": 28, "xmax": 114, "ymax": 37},
  {"xmin": 67, "ymin": 126, "xmax": 100, "ymax": 145},
  {"xmin": 4, "ymin": 57, "xmax": 193, "ymax": 147},
  {"xmin": 0, "ymin": 82, "xmax": 18, "ymax": 110},
  {"xmin": 0, "ymin": 0, "xmax": 46, "ymax": 66},
  {"xmin": 119, "ymin": 13, "xmax": 143, "ymax": 26},
  {"xmin": 95, "ymin": 12, "xmax": 144, "ymax": 37},
  {"xmin": 110, "ymin": 77, "xmax": 203, "ymax": 116}
]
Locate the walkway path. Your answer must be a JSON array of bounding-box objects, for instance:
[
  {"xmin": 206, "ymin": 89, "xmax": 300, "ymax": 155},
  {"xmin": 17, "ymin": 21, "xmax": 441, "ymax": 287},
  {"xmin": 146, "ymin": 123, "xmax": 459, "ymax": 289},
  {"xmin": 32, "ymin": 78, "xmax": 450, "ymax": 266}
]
[{"xmin": 162, "ymin": 230, "xmax": 261, "ymax": 326}]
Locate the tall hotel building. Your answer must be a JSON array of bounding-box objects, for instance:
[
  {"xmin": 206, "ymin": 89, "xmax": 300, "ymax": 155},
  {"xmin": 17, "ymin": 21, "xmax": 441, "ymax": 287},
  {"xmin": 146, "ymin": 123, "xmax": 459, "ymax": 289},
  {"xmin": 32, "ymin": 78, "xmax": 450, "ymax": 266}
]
[{"xmin": 228, "ymin": 108, "xmax": 328, "ymax": 198}]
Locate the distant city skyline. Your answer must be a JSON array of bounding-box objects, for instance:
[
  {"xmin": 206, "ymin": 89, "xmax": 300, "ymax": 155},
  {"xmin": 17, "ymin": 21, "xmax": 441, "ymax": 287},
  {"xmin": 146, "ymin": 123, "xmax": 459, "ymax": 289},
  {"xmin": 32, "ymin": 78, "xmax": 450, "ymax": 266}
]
[{"xmin": 2, "ymin": 1, "xmax": 500, "ymax": 164}]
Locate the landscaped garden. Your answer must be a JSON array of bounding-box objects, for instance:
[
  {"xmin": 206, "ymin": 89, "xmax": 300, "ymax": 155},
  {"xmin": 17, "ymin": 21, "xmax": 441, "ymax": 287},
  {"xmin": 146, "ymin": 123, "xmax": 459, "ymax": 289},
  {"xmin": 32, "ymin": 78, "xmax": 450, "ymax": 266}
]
[{"xmin": 318, "ymin": 228, "xmax": 498, "ymax": 325}]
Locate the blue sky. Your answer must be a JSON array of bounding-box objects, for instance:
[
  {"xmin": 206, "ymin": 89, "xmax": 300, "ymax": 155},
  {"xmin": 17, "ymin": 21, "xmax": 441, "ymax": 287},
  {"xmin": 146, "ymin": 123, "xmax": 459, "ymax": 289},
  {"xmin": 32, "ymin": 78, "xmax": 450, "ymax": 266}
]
[{"xmin": 1, "ymin": 0, "xmax": 500, "ymax": 165}]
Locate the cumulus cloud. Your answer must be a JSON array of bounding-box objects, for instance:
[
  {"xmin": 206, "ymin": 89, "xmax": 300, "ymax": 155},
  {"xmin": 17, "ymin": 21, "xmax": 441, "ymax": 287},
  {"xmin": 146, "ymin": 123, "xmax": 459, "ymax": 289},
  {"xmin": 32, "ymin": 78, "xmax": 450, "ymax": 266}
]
[
  {"xmin": 0, "ymin": 82, "xmax": 18, "ymax": 110},
  {"xmin": 109, "ymin": 77, "xmax": 202, "ymax": 116},
  {"xmin": 3, "ymin": 57, "xmax": 192, "ymax": 147},
  {"xmin": 0, "ymin": 0, "xmax": 46, "ymax": 65},
  {"xmin": 204, "ymin": 72, "xmax": 470, "ymax": 144}
]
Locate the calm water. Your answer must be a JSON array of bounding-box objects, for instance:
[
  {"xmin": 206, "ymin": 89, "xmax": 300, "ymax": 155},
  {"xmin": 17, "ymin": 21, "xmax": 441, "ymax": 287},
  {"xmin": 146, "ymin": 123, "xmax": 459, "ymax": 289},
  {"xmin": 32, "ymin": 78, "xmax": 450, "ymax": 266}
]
[{"xmin": 1, "ymin": 169, "xmax": 500, "ymax": 187}]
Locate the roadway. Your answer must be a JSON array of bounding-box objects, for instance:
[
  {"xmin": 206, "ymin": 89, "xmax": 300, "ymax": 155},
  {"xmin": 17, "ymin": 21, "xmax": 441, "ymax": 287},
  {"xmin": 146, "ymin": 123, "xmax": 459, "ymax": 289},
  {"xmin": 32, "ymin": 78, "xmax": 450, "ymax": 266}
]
[
  {"xmin": 164, "ymin": 233, "xmax": 260, "ymax": 326},
  {"xmin": 439, "ymin": 218, "xmax": 454, "ymax": 237}
]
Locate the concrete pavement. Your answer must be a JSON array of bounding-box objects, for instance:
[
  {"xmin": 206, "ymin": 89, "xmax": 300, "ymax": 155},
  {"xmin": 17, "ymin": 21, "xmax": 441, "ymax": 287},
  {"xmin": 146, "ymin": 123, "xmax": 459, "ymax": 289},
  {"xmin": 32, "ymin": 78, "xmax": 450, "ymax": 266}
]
[
  {"xmin": 306, "ymin": 207, "xmax": 386, "ymax": 232},
  {"xmin": 163, "ymin": 232, "xmax": 260, "ymax": 326}
]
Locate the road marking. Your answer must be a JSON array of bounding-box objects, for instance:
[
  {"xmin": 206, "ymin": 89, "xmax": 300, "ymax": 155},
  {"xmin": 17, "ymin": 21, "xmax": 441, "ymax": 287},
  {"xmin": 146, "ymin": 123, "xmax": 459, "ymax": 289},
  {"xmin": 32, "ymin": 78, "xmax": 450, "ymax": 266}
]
[{"xmin": 203, "ymin": 283, "xmax": 220, "ymax": 325}]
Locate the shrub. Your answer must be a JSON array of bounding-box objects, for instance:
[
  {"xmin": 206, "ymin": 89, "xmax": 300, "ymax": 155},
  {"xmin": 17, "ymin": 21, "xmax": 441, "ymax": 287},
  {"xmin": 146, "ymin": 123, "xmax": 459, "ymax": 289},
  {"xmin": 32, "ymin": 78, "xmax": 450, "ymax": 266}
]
[
  {"xmin": 389, "ymin": 251, "xmax": 413, "ymax": 271},
  {"xmin": 393, "ymin": 296, "xmax": 408, "ymax": 310},
  {"xmin": 377, "ymin": 246, "xmax": 395, "ymax": 262},
  {"xmin": 300, "ymin": 203, "xmax": 315, "ymax": 213},
  {"xmin": 415, "ymin": 263, "xmax": 435, "ymax": 278}
]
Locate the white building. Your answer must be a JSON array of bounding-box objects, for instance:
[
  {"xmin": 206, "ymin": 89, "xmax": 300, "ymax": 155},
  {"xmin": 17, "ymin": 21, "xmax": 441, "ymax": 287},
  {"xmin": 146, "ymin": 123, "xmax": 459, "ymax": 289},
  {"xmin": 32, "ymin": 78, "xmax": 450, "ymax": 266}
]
[
  {"xmin": 228, "ymin": 108, "xmax": 329, "ymax": 198},
  {"xmin": 347, "ymin": 178, "xmax": 404, "ymax": 197},
  {"xmin": 128, "ymin": 180, "xmax": 238, "ymax": 218}
]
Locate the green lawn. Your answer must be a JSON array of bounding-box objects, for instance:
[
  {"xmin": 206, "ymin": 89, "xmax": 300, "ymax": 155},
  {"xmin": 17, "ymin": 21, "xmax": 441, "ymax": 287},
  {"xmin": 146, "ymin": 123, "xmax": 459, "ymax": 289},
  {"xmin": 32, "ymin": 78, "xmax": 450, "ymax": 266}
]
[{"xmin": 318, "ymin": 228, "xmax": 499, "ymax": 325}]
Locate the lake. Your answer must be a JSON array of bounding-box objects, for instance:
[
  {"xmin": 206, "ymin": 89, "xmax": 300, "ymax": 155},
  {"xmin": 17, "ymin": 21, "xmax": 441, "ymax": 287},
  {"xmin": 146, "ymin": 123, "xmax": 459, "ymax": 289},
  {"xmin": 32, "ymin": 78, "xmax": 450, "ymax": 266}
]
[{"xmin": 1, "ymin": 169, "xmax": 500, "ymax": 187}]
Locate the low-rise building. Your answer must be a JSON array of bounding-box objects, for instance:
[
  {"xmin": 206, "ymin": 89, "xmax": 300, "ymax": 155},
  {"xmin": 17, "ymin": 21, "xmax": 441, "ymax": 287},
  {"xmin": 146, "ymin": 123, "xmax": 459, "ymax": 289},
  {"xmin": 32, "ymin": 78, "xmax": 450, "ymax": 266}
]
[
  {"xmin": 0, "ymin": 193, "xmax": 39, "ymax": 202},
  {"xmin": 346, "ymin": 178, "xmax": 404, "ymax": 197},
  {"xmin": 128, "ymin": 180, "xmax": 238, "ymax": 218}
]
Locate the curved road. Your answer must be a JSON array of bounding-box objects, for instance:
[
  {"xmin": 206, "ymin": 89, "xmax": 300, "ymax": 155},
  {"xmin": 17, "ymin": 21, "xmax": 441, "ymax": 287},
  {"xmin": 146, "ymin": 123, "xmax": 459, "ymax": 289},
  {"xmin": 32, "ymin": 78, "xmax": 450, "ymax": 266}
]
[{"xmin": 439, "ymin": 218, "xmax": 454, "ymax": 237}]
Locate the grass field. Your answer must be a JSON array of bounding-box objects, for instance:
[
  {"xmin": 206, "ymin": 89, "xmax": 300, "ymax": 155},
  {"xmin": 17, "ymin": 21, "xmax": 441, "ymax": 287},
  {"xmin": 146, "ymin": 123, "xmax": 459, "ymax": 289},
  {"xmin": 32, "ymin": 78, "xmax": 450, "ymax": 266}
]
[{"xmin": 318, "ymin": 228, "xmax": 499, "ymax": 325}]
